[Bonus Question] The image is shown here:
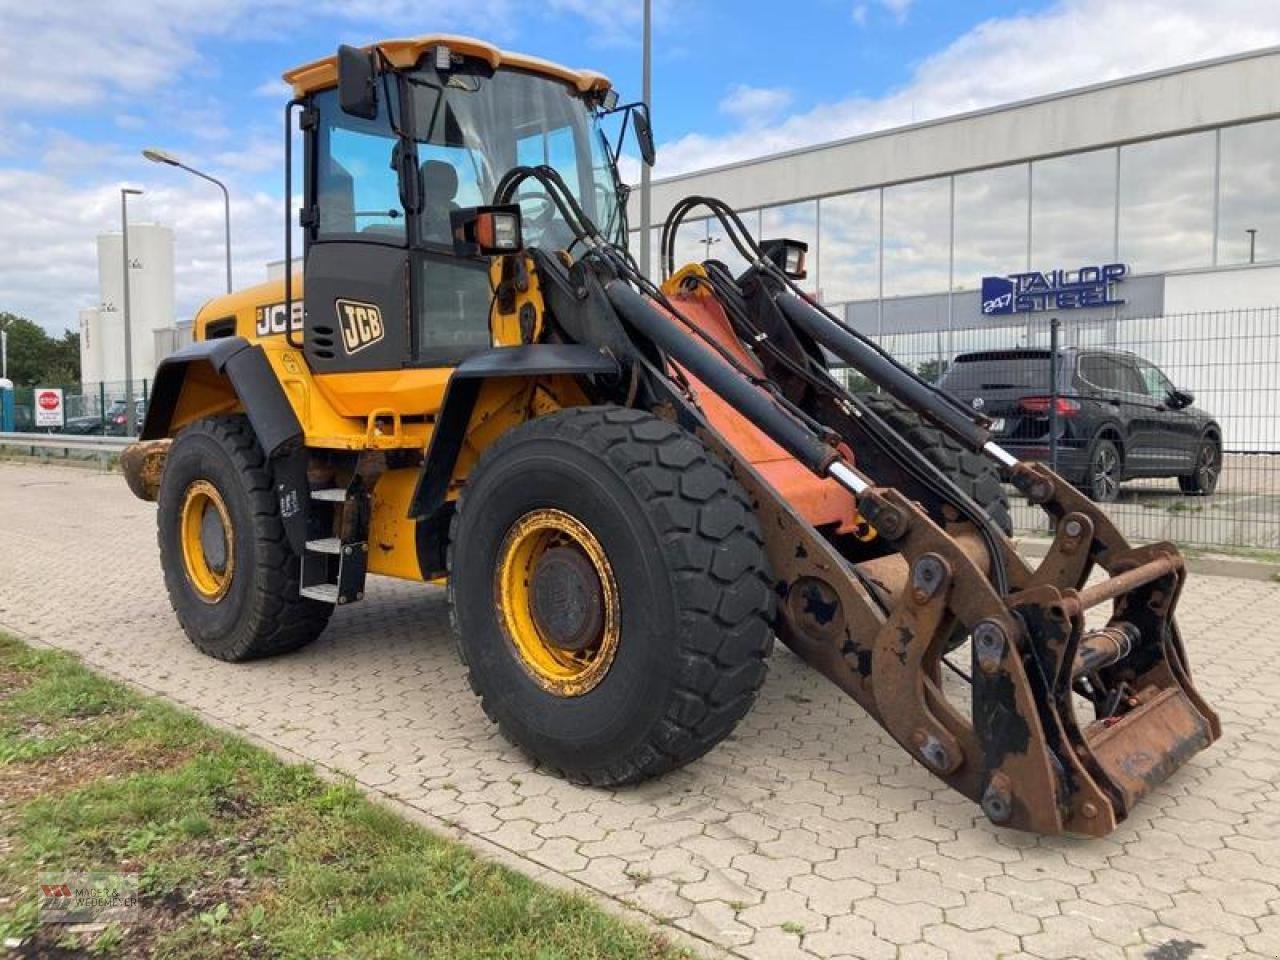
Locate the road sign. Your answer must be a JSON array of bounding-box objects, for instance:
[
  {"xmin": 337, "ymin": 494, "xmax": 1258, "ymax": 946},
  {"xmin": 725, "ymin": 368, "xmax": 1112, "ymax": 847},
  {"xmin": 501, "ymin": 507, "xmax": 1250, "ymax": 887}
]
[{"xmin": 34, "ymin": 388, "xmax": 64, "ymax": 429}]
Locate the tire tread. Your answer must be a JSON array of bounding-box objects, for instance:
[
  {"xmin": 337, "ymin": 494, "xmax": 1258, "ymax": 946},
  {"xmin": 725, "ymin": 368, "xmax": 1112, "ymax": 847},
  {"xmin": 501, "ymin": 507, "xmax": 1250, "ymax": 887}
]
[{"xmin": 447, "ymin": 406, "xmax": 774, "ymax": 787}]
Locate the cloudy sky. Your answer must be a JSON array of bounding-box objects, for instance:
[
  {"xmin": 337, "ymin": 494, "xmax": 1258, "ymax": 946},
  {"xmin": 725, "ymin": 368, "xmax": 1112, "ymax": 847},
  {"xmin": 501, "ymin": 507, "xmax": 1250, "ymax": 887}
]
[{"xmin": 3, "ymin": 0, "xmax": 1280, "ymax": 334}]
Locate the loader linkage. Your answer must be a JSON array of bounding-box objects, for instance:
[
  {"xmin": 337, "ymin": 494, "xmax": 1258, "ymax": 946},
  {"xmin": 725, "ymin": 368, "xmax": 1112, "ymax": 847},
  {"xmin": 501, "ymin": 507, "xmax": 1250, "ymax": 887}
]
[
  {"xmin": 708, "ymin": 430, "xmax": 1219, "ymax": 836},
  {"xmin": 630, "ymin": 196, "xmax": 1220, "ymax": 837}
]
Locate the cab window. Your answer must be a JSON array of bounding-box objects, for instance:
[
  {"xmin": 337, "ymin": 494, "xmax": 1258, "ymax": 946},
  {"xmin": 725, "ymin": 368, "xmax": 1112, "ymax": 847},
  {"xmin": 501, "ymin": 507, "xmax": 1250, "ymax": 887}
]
[{"xmin": 314, "ymin": 89, "xmax": 406, "ymax": 242}]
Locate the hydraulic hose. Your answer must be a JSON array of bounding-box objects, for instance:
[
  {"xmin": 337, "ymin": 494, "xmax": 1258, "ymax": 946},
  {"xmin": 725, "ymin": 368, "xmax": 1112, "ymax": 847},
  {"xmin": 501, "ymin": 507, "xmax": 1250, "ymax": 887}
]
[
  {"xmin": 605, "ymin": 279, "xmax": 839, "ymax": 478},
  {"xmin": 776, "ymin": 292, "xmax": 991, "ymax": 451}
]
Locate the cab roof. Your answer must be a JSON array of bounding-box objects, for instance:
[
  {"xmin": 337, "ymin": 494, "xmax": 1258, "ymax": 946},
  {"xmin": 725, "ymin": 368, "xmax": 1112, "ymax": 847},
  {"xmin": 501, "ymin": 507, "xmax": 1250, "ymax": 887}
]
[{"xmin": 283, "ymin": 34, "xmax": 612, "ymax": 98}]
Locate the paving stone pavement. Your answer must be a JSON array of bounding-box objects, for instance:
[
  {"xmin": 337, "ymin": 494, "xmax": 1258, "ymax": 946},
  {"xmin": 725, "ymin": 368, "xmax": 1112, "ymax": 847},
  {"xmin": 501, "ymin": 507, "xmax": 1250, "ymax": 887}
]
[{"xmin": 2, "ymin": 461, "xmax": 1279, "ymax": 960}]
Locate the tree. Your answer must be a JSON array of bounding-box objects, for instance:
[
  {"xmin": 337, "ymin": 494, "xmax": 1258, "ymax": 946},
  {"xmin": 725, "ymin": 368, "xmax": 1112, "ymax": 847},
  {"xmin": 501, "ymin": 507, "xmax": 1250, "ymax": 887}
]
[
  {"xmin": 0, "ymin": 313, "xmax": 80, "ymax": 386},
  {"xmin": 916, "ymin": 358, "xmax": 950, "ymax": 385}
]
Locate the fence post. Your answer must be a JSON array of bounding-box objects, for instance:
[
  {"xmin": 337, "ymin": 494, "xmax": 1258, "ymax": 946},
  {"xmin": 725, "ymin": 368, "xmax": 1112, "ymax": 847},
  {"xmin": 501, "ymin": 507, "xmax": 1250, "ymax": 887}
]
[
  {"xmin": 1049, "ymin": 316, "xmax": 1060, "ymax": 474},
  {"xmin": 98, "ymin": 381, "xmax": 106, "ymax": 429}
]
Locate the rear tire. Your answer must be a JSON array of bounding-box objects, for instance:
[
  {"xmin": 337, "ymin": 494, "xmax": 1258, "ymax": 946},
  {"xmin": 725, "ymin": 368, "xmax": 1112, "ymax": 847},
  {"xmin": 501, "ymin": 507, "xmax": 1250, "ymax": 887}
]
[
  {"xmin": 1084, "ymin": 437, "xmax": 1122, "ymax": 503},
  {"xmin": 1179, "ymin": 435, "xmax": 1221, "ymax": 496},
  {"xmin": 157, "ymin": 415, "xmax": 332, "ymax": 661},
  {"xmin": 859, "ymin": 392, "xmax": 1013, "ymax": 534},
  {"xmin": 448, "ymin": 406, "xmax": 774, "ymax": 786}
]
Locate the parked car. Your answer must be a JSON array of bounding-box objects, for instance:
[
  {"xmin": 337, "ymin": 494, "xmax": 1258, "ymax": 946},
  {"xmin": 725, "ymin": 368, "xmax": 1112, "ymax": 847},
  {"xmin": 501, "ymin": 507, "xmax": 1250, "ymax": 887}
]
[
  {"xmin": 100, "ymin": 399, "xmax": 146, "ymax": 436},
  {"xmin": 937, "ymin": 348, "xmax": 1222, "ymax": 502}
]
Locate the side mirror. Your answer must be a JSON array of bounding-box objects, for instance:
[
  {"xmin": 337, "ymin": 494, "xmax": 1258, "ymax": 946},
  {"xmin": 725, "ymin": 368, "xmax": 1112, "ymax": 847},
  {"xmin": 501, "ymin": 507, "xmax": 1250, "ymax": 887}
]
[
  {"xmin": 1167, "ymin": 388, "xmax": 1194, "ymax": 410},
  {"xmin": 392, "ymin": 142, "xmax": 421, "ymax": 215},
  {"xmin": 632, "ymin": 104, "xmax": 656, "ymax": 167},
  {"xmin": 338, "ymin": 44, "xmax": 378, "ymax": 120}
]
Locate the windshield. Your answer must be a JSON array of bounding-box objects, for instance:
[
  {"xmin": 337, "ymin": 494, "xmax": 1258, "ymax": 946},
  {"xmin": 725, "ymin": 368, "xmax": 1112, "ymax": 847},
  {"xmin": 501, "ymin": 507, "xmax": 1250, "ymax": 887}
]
[{"xmin": 406, "ymin": 65, "xmax": 624, "ymax": 251}]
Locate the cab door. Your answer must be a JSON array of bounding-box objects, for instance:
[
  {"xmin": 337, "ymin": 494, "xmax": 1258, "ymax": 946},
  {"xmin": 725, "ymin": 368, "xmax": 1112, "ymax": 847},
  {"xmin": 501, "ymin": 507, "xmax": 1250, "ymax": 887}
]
[{"xmin": 303, "ymin": 88, "xmax": 411, "ymax": 374}]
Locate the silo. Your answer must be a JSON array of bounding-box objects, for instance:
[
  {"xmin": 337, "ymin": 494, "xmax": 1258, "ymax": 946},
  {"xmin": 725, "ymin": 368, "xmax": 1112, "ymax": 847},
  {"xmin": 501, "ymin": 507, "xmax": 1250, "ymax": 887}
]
[
  {"xmin": 96, "ymin": 224, "xmax": 175, "ymax": 396},
  {"xmin": 78, "ymin": 307, "xmax": 102, "ymax": 392}
]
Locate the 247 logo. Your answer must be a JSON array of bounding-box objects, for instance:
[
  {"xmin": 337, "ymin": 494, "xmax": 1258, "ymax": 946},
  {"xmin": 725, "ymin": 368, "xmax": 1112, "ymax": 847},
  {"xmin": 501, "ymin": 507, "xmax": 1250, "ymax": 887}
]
[{"xmin": 336, "ymin": 299, "xmax": 385, "ymax": 354}]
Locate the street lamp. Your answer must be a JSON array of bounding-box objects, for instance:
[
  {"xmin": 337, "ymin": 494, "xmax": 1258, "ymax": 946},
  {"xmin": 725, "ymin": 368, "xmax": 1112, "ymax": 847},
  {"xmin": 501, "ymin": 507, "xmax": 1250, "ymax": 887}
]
[
  {"xmin": 143, "ymin": 148, "xmax": 233, "ymax": 293},
  {"xmin": 121, "ymin": 187, "xmax": 143, "ymax": 437},
  {"xmin": 639, "ymin": 0, "xmax": 652, "ymax": 278}
]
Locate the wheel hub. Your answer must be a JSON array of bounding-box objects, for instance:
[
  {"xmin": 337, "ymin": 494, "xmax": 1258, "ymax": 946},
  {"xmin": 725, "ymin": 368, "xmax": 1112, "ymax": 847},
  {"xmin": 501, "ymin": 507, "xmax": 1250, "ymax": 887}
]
[
  {"xmin": 529, "ymin": 546, "xmax": 605, "ymax": 652},
  {"xmin": 179, "ymin": 480, "xmax": 234, "ymax": 603},
  {"xmin": 494, "ymin": 508, "xmax": 620, "ymax": 697}
]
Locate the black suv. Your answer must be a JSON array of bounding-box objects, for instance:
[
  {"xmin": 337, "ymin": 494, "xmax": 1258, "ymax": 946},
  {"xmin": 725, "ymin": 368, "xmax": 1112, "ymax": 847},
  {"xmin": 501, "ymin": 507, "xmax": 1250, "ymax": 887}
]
[{"xmin": 938, "ymin": 348, "xmax": 1222, "ymax": 502}]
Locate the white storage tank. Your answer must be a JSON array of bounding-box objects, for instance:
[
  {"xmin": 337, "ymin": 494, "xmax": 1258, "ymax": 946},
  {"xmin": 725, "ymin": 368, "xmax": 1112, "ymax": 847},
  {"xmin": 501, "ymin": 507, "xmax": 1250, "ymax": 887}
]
[
  {"xmin": 96, "ymin": 224, "xmax": 175, "ymax": 395},
  {"xmin": 78, "ymin": 307, "xmax": 102, "ymax": 391}
]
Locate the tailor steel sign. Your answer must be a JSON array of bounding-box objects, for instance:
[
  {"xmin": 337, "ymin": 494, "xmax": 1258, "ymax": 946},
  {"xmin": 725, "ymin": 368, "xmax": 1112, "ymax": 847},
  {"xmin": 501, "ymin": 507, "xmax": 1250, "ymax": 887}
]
[{"xmin": 981, "ymin": 263, "xmax": 1128, "ymax": 316}]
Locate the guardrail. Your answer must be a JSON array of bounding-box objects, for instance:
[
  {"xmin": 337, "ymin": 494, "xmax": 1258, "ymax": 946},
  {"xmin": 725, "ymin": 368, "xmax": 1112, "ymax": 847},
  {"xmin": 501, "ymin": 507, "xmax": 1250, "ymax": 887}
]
[{"xmin": 0, "ymin": 432, "xmax": 130, "ymax": 464}]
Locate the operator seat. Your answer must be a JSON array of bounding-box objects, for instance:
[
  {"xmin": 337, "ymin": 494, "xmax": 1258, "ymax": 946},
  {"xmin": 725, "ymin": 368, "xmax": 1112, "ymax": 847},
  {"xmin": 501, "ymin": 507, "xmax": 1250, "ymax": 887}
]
[{"xmin": 419, "ymin": 160, "xmax": 459, "ymax": 246}]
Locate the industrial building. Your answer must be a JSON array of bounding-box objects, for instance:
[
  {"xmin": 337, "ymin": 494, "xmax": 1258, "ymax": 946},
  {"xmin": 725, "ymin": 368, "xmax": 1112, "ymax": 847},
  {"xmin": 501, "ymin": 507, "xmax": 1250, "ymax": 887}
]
[{"xmin": 628, "ymin": 46, "xmax": 1280, "ymax": 449}]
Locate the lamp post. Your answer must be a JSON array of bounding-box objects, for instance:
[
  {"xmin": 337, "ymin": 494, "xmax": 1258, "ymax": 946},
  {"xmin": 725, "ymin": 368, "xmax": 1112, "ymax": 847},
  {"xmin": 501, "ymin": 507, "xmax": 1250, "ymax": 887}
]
[
  {"xmin": 121, "ymin": 187, "xmax": 143, "ymax": 437},
  {"xmin": 639, "ymin": 0, "xmax": 652, "ymax": 278},
  {"xmin": 143, "ymin": 148, "xmax": 233, "ymax": 293}
]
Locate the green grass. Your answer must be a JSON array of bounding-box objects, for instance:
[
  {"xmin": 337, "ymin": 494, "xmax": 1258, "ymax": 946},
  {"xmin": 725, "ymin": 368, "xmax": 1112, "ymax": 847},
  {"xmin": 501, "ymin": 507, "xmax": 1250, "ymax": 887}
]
[{"xmin": 0, "ymin": 634, "xmax": 693, "ymax": 959}]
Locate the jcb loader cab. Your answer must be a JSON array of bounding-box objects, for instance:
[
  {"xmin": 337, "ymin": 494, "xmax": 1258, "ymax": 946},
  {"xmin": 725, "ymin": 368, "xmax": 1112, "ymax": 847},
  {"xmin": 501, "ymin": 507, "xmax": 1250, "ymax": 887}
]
[{"xmin": 123, "ymin": 34, "xmax": 1219, "ymax": 838}]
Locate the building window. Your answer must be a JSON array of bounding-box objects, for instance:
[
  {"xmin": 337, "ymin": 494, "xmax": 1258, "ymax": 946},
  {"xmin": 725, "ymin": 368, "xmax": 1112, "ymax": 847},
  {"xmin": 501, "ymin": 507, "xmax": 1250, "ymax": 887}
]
[
  {"xmin": 1218, "ymin": 119, "xmax": 1280, "ymax": 265},
  {"xmin": 882, "ymin": 177, "xmax": 950, "ymax": 298},
  {"xmin": 818, "ymin": 191, "xmax": 879, "ymax": 304},
  {"xmin": 1031, "ymin": 147, "xmax": 1116, "ymax": 268},
  {"xmin": 762, "ymin": 201, "xmax": 818, "ymax": 293},
  {"xmin": 1119, "ymin": 132, "xmax": 1215, "ymax": 272},
  {"xmin": 706, "ymin": 208, "xmax": 758, "ymax": 279},
  {"xmin": 953, "ymin": 164, "xmax": 1029, "ymax": 289},
  {"xmin": 662, "ymin": 217, "xmax": 709, "ymax": 276}
]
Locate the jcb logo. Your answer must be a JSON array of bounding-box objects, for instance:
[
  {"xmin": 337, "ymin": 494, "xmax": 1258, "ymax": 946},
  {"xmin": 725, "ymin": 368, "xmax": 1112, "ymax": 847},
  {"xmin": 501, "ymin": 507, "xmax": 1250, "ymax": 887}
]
[
  {"xmin": 337, "ymin": 299, "xmax": 385, "ymax": 354},
  {"xmin": 255, "ymin": 301, "xmax": 303, "ymax": 337}
]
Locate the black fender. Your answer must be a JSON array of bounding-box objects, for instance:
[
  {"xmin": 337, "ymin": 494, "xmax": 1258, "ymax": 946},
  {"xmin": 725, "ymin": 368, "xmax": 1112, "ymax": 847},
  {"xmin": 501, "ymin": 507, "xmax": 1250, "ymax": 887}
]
[
  {"xmin": 407, "ymin": 344, "xmax": 620, "ymax": 523},
  {"xmin": 141, "ymin": 336, "xmax": 303, "ymax": 458}
]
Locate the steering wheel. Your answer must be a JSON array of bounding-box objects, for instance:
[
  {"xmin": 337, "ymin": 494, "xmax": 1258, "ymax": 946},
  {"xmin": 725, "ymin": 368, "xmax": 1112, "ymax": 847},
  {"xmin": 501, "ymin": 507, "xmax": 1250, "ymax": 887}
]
[{"xmin": 513, "ymin": 190, "xmax": 557, "ymax": 242}]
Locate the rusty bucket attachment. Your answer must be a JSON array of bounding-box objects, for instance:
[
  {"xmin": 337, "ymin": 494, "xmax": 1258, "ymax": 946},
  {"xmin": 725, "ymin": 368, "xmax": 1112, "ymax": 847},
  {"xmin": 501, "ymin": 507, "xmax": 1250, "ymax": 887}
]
[{"xmin": 721, "ymin": 449, "xmax": 1221, "ymax": 837}]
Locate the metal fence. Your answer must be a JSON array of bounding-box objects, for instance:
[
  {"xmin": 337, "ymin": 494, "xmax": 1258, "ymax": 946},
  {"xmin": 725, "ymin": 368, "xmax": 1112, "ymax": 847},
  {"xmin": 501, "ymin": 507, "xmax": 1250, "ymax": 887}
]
[
  {"xmin": 6, "ymin": 380, "xmax": 150, "ymax": 436},
  {"xmin": 5, "ymin": 309, "xmax": 1277, "ymax": 552},
  {"xmin": 836, "ymin": 307, "xmax": 1280, "ymax": 552}
]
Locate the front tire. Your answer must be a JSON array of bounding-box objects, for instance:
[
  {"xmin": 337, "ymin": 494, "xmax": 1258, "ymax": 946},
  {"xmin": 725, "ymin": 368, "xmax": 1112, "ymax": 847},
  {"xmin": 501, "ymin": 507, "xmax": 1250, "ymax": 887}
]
[
  {"xmin": 1179, "ymin": 435, "xmax": 1221, "ymax": 496},
  {"xmin": 157, "ymin": 415, "xmax": 332, "ymax": 661},
  {"xmin": 448, "ymin": 406, "xmax": 774, "ymax": 786},
  {"xmin": 859, "ymin": 393, "xmax": 1013, "ymax": 534}
]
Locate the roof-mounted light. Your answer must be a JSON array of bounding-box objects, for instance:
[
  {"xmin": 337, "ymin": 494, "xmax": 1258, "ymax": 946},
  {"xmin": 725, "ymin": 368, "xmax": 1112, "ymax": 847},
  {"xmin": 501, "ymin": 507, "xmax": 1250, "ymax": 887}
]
[{"xmin": 760, "ymin": 238, "xmax": 808, "ymax": 280}]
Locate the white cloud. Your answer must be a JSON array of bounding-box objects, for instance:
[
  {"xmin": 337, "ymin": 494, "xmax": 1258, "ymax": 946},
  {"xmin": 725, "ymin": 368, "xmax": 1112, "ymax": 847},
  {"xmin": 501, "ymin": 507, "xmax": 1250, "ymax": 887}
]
[
  {"xmin": 719, "ymin": 85, "xmax": 793, "ymax": 126},
  {"xmin": 656, "ymin": 0, "xmax": 1280, "ymax": 177},
  {"xmin": 0, "ymin": 164, "xmax": 287, "ymax": 336},
  {"xmin": 880, "ymin": 0, "xmax": 913, "ymax": 23},
  {"xmin": 852, "ymin": 5, "xmax": 869, "ymax": 27},
  {"xmin": 253, "ymin": 78, "xmax": 293, "ymax": 99}
]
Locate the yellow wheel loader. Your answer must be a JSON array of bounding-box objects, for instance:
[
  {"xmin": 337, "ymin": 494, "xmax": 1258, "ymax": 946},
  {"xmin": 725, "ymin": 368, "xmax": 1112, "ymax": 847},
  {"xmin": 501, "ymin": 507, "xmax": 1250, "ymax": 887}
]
[{"xmin": 123, "ymin": 35, "xmax": 1219, "ymax": 835}]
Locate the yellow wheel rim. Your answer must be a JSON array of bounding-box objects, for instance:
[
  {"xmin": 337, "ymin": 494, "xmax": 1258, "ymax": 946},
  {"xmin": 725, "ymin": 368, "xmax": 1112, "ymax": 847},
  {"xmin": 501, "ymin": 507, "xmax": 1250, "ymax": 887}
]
[
  {"xmin": 494, "ymin": 508, "xmax": 620, "ymax": 697},
  {"xmin": 179, "ymin": 480, "xmax": 234, "ymax": 603}
]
